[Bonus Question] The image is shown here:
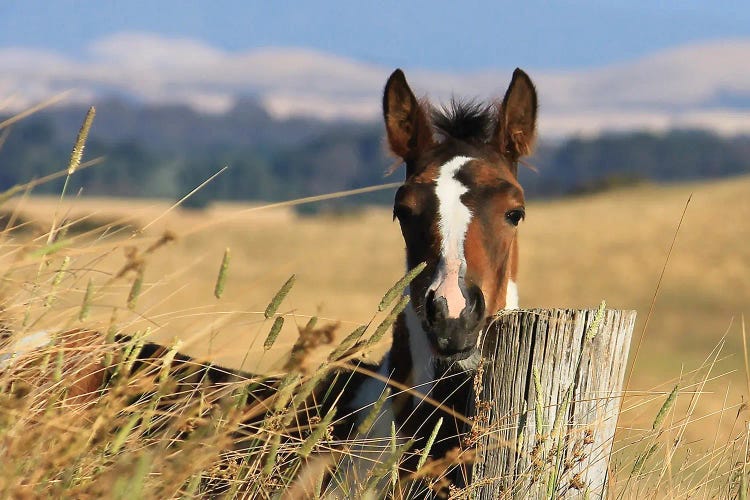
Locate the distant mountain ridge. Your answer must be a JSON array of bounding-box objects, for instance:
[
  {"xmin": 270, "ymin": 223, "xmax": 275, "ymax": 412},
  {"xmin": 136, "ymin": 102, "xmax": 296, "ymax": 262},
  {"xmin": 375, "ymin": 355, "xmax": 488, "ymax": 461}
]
[
  {"xmin": 1, "ymin": 96, "xmax": 748, "ymax": 209},
  {"xmin": 2, "ymin": 33, "xmax": 750, "ymax": 137}
]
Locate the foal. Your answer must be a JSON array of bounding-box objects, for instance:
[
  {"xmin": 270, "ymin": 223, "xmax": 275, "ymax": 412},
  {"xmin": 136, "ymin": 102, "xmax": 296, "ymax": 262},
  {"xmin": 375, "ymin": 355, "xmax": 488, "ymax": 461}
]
[
  {"xmin": 338, "ymin": 67, "xmax": 537, "ymax": 492},
  {"xmin": 0, "ymin": 67, "xmax": 537, "ymax": 496}
]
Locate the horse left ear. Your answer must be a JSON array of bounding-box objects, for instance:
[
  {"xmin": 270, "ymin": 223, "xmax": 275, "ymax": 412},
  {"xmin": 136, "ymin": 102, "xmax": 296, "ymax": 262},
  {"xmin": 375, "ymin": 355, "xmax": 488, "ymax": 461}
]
[
  {"xmin": 383, "ymin": 69, "xmax": 433, "ymax": 169},
  {"xmin": 495, "ymin": 68, "xmax": 537, "ymax": 167}
]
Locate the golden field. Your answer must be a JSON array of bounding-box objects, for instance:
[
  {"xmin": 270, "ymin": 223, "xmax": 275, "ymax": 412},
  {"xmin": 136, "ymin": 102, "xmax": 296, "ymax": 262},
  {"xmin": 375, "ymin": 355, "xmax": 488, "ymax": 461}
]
[{"xmin": 2, "ymin": 173, "xmax": 749, "ymax": 464}]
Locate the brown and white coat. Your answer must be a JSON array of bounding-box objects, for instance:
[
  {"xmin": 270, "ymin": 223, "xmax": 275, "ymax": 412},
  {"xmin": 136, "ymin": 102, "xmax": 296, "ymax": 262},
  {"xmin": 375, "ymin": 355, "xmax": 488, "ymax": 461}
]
[{"xmin": 336, "ymin": 68, "xmax": 537, "ymax": 493}]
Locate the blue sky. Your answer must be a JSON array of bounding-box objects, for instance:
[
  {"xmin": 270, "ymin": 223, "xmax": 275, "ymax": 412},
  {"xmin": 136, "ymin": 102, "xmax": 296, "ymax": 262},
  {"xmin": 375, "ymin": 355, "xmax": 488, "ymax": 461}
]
[{"xmin": 1, "ymin": 1, "xmax": 749, "ymax": 71}]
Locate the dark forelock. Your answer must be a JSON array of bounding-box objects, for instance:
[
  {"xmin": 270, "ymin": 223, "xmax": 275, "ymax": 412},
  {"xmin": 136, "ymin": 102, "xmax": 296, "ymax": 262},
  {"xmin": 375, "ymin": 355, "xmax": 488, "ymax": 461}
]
[{"xmin": 431, "ymin": 98, "xmax": 495, "ymax": 143}]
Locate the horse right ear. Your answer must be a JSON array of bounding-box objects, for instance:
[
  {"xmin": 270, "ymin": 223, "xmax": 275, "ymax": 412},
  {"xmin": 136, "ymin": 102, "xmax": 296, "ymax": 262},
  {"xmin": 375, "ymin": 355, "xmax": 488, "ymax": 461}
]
[
  {"xmin": 383, "ymin": 69, "xmax": 433, "ymax": 165},
  {"xmin": 495, "ymin": 68, "xmax": 537, "ymax": 164}
]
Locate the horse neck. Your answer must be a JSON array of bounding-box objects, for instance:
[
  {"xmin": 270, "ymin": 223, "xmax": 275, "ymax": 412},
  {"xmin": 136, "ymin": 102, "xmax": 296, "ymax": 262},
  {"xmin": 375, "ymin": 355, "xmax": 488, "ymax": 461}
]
[{"xmin": 395, "ymin": 299, "xmax": 433, "ymax": 392}]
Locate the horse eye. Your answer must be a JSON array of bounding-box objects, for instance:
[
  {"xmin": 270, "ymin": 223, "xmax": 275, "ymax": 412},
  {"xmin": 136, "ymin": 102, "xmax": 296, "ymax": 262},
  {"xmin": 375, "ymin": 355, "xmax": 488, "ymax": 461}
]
[
  {"xmin": 393, "ymin": 204, "xmax": 414, "ymax": 221},
  {"xmin": 505, "ymin": 208, "xmax": 525, "ymax": 226}
]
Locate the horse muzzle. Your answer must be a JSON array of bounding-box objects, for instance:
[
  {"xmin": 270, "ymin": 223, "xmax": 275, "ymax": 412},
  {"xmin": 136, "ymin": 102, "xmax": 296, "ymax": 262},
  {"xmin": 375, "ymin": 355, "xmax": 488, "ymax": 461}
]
[{"xmin": 423, "ymin": 283, "xmax": 485, "ymax": 361}]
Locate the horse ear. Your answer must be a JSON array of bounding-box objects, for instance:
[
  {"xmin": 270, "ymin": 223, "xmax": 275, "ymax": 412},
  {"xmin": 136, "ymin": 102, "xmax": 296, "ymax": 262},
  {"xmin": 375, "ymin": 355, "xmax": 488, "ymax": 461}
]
[
  {"xmin": 495, "ymin": 68, "xmax": 537, "ymax": 166},
  {"xmin": 383, "ymin": 69, "xmax": 433, "ymax": 166}
]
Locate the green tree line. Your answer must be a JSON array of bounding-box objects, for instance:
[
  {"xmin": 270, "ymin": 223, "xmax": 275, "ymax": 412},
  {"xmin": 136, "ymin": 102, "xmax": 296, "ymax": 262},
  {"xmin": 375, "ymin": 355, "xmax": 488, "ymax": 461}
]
[{"xmin": 1, "ymin": 100, "xmax": 749, "ymax": 209}]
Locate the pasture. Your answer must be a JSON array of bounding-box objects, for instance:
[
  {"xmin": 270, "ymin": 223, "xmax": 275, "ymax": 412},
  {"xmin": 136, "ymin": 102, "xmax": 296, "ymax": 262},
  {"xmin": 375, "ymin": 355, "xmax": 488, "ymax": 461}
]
[{"xmin": 1, "ymin": 173, "xmax": 749, "ymax": 496}]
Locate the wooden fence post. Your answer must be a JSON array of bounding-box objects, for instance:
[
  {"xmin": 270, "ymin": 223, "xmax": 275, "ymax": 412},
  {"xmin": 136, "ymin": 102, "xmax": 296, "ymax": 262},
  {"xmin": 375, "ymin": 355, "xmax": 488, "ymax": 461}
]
[{"xmin": 467, "ymin": 308, "xmax": 636, "ymax": 499}]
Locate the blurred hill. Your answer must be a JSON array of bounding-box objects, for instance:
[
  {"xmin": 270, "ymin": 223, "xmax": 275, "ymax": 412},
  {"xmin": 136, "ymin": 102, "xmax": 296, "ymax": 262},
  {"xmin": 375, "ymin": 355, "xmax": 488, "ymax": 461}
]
[
  {"xmin": 3, "ymin": 35, "xmax": 750, "ymax": 206},
  {"xmin": 1, "ymin": 98, "xmax": 749, "ymax": 208}
]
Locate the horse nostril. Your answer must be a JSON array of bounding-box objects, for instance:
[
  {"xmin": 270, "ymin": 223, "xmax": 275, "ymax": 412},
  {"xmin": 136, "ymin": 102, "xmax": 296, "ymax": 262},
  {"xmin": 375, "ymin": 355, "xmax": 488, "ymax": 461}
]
[
  {"xmin": 425, "ymin": 290, "xmax": 449, "ymax": 325},
  {"xmin": 462, "ymin": 285, "xmax": 485, "ymax": 325},
  {"xmin": 425, "ymin": 290, "xmax": 436, "ymax": 323}
]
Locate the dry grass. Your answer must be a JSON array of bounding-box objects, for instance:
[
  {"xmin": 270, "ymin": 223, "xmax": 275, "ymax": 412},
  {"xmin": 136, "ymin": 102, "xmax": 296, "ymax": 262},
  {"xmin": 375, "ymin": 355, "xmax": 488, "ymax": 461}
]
[
  {"xmin": 1, "ymin": 195, "xmax": 404, "ymax": 373},
  {"xmin": 5, "ymin": 175, "xmax": 748, "ymax": 378},
  {"xmin": 0, "ymin": 164, "xmax": 748, "ymax": 497}
]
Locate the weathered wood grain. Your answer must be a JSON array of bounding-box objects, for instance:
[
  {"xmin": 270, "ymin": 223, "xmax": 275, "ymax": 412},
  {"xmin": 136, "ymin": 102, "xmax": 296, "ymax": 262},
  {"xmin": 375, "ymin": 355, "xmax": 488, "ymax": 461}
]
[{"xmin": 468, "ymin": 308, "xmax": 636, "ymax": 499}]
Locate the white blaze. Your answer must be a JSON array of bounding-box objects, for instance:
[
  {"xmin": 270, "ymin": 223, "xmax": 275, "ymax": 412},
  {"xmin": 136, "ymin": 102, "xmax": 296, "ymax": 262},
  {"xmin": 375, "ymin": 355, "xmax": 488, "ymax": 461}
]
[{"xmin": 431, "ymin": 155, "xmax": 474, "ymax": 318}]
